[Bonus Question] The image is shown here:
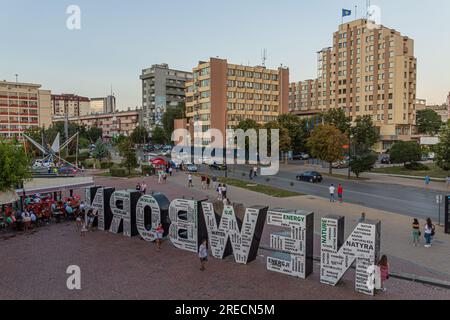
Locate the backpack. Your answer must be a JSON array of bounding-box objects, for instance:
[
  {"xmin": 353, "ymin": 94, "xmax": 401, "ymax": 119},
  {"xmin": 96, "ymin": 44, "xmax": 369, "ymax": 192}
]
[{"xmin": 431, "ymin": 225, "xmax": 436, "ymax": 237}]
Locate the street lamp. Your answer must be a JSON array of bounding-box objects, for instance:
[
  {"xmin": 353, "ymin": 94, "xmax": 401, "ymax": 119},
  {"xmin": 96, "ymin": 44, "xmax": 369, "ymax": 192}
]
[{"xmin": 348, "ymin": 133, "xmax": 353, "ymax": 180}]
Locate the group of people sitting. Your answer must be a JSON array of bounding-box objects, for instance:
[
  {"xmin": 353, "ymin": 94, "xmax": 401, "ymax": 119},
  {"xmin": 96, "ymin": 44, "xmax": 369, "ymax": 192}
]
[{"xmin": 1, "ymin": 193, "xmax": 85, "ymax": 232}]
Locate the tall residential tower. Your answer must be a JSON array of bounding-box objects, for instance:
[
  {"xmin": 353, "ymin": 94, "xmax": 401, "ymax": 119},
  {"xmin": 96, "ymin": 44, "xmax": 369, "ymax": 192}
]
[{"xmin": 289, "ymin": 19, "xmax": 417, "ymax": 151}]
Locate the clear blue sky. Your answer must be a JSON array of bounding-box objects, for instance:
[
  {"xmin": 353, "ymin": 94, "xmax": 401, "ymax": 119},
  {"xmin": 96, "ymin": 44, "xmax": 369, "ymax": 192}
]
[{"xmin": 1, "ymin": 0, "xmax": 449, "ymax": 108}]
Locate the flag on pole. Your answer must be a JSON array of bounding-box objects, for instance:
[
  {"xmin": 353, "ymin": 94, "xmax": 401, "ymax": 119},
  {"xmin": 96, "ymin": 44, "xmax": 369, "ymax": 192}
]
[{"xmin": 342, "ymin": 9, "xmax": 352, "ymax": 17}]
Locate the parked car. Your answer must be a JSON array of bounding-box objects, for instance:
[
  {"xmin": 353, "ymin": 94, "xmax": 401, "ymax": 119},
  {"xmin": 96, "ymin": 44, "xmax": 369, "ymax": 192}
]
[
  {"xmin": 380, "ymin": 156, "xmax": 391, "ymax": 165},
  {"xmin": 332, "ymin": 160, "xmax": 349, "ymax": 169},
  {"xmin": 58, "ymin": 166, "xmax": 77, "ymax": 176},
  {"xmin": 186, "ymin": 164, "xmax": 198, "ymax": 173},
  {"xmin": 293, "ymin": 153, "xmax": 310, "ymax": 160},
  {"xmin": 296, "ymin": 171, "xmax": 323, "ymax": 183},
  {"xmin": 209, "ymin": 163, "xmax": 227, "ymax": 171}
]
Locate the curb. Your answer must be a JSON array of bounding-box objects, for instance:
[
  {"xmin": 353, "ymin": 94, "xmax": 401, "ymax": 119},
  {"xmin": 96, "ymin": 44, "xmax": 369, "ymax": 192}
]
[
  {"xmin": 259, "ymin": 245, "xmax": 450, "ymax": 290},
  {"xmin": 367, "ymin": 173, "xmax": 446, "ymax": 182}
]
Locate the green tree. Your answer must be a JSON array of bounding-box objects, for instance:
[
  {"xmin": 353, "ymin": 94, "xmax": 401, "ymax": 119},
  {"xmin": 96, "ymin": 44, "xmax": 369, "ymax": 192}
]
[
  {"xmin": 0, "ymin": 140, "xmax": 32, "ymax": 192},
  {"xmin": 264, "ymin": 121, "xmax": 292, "ymax": 157},
  {"xmin": 162, "ymin": 103, "xmax": 185, "ymax": 141},
  {"xmin": 152, "ymin": 126, "xmax": 167, "ymax": 145},
  {"xmin": 86, "ymin": 127, "xmax": 103, "ymax": 143},
  {"xmin": 416, "ymin": 109, "xmax": 443, "ymax": 136},
  {"xmin": 118, "ymin": 138, "xmax": 138, "ymax": 175},
  {"xmin": 349, "ymin": 116, "xmax": 379, "ymax": 177},
  {"xmin": 435, "ymin": 123, "xmax": 450, "ymax": 172},
  {"xmin": 277, "ymin": 114, "xmax": 309, "ymax": 153},
  {"xmin": 130, "ymin": 126, "xmax": 149, "ymax": 145},
  {"xmin": 92, "ymin": 140, "xmax": 110, "ymax": 162},
  {"xmin": 322, "ymin": 108, "xmax": 351, "ymax": 134},
  {"xmin": 390, "ymin": 141, "xmax": 422, "ymax": 166},
  {"xmin": 236, "ymin": 119, "xmax": 261, "ymax": 132},
  {"xmin": 307, "ymin": 124, "xmax": 348, "ymax": 174}
]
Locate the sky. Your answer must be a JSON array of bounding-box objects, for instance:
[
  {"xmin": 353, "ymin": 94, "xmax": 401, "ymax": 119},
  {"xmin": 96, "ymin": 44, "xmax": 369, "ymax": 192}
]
[{"xmin": 1, "ymin": 0, "xmax": 450, "ymax": 109}]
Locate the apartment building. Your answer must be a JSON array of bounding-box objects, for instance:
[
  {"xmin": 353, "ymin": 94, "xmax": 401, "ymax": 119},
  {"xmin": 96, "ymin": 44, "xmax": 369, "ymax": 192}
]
[
  {"xmin": 140, "ymin": 64, "xmax": 192, "ymax": 131},
  {"xmin": 53, "ymin": 109, "xmax": 140, "ymax": 138},
  {"xmin": 0, "ymin": 81, "xmax": 51, "ymax": 140},
  {"xmin": 289, "ymin": 19, "xmax": 417, "ymax": 151},
  {"xmin": 90, "ymin": 96, "xmax": 116, "ymax": 115},
  {"xmin": 51, "ymin": 94, "xmax": 90, "ymax": 117},
  {"xmin": 447, "ymin": 92, "xmax": 450, "ymax": 121},
  {"xmin": 182, "ymin": 57, "xmax": 289, "ymax": 145}
]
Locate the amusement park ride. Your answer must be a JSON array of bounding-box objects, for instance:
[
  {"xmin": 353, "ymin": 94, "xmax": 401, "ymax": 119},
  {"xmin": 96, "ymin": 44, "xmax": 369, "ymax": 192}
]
[{"xmin": 22, "ymin": 132, "xmax": 80, "ymax": 171}]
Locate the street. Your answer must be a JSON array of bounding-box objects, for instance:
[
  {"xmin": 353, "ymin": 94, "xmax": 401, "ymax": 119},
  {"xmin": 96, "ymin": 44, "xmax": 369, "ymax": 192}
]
[{"xmin": 197, "ymin": 163, "xmax": 446, "ymax": 221}]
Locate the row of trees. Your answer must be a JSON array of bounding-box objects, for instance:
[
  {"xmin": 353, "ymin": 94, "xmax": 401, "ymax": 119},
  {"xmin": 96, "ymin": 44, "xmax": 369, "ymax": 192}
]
[{"xmin": 236, "ymin": 109, "xmax": 379, "ymax": 176}]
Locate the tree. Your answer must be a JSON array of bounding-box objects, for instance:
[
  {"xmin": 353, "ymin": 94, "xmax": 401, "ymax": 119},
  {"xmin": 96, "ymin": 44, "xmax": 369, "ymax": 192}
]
[
  {"xmin": 277, "ymin": 114, "xmax": 309, "ymax": 153},
  {"xmin": 118, "ymin": 138, "xmax": 138, "ymax": 175},
  {"xmin": 307, "ymin": 124, "xmax": 348, "ymax": 174},
  {"xmin": 264, "ymin": 121, "xmax": 292, "ymax": 157},
  {"xmin": 0, "ymin": 140, "xmax": 31, "ymax": 192},
  {"xmin": 152, "ymin": 126, "xmax": 167, "ymax": 145},
  {"xmin": 92, "ymin": 140, "xmax": 110, "ymax": 162},
  {"xmin": 130, "ymin": 126, "xmax": 149, "ymax": 145},
  {"xmin": 236, "ymin": 119, "xmax": 261, "ymax": 132},
  {"xmin": 389, "ymin": 141, "xmax": 422, "ymax": 166},
  {"xmin": 86, "ymin": 127, "xmax": 103, "ymax": 143},
  {"xmin": 162, "ymin": 103, "xmax": 185, "ymax": 141},
  {"xmin": 435, "ymin": 123, "xmax": 450, "ymax": 172},
  {"xmin": 416, "ymin": 109, "xmax": 443, "ymax": 136},
  {"xmin": 322, "ymin": 108, "xmax": 351, "ymax": 134},
  {"xmin": 349, "ymin": 116, "xmax": 379, "ymax": 177}
]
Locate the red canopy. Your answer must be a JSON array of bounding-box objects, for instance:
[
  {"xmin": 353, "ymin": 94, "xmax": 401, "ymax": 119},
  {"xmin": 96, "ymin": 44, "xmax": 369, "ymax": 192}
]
[{"xmin": 150, "ymin": 158, "xmax": 168, "ymax": 166}]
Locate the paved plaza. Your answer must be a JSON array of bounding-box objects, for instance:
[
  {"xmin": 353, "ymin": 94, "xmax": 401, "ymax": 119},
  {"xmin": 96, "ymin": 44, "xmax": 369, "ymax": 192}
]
[{"xmin": 1, "ymin": 172, "xmax": 449, "ymax": 300}]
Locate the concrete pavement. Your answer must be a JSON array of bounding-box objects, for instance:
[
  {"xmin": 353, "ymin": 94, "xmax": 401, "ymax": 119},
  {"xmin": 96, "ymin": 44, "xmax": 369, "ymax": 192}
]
[{"xmin": 167, "ymin": 172, "xmax": 450, "ymax": 280}]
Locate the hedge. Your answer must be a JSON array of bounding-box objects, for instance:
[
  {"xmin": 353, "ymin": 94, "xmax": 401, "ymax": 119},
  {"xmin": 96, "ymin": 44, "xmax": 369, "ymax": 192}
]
[{"xmin": 110, "ymin": 167, "xmax": 128, "ymax": 177}]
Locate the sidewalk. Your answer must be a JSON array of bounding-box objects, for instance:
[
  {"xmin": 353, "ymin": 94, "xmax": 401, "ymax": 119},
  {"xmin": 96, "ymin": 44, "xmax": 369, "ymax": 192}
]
[{"xmin": 168, "ymin": 172, "xmax": 450, "ymax": 281}]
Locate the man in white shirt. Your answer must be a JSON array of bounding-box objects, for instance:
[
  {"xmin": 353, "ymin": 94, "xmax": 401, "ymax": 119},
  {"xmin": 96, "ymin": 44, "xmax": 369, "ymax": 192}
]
[{"xmin": 329, "ymin": 184, "xmax": 336, "ymax": 202}]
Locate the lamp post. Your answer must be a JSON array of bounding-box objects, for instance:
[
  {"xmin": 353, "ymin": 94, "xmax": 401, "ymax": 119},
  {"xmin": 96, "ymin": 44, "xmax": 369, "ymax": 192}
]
[{"xmin": 348, "ymin": 133, "xmax": 353, "ymax": 180}]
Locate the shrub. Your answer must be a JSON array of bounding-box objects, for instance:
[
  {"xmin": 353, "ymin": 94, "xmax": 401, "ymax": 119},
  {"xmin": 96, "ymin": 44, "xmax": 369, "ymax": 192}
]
[
  {"xmin": 141, "ymin": 164, "xmax": 154, "ymax": 176},
  {"xmin": 82, "ymin": 159, "xmax": 100, "ymax": 169},
  {"xmin": 110, "ymin": 167, "xmax": 128, "ymax": 177},
  {"xmin": 100, "ymin": 162, "xmax": 114, "ymax": 169},
  {"xmin": 405, "ymin": 162, "xmax": 430, "ymax": 171}
]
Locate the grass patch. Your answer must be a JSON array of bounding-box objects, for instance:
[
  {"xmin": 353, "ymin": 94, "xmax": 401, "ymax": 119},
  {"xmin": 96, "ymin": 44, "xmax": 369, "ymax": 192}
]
[
  {"xmin": 217, "ymin": 177, "xmax": 303, "ymax": 198},
  {"xmin": 372, "ymin": 164, "xmax": 448, "ymax": 179}
]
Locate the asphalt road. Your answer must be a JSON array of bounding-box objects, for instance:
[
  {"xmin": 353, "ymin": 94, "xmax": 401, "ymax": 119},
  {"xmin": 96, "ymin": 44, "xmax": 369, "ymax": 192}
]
[{"xmin": 198, "ymin": 164, "xmax": 446, "ymax": 221}]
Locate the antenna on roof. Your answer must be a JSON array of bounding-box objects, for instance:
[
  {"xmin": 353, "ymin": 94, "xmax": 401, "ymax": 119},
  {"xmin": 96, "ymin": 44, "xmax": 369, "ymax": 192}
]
[
  {"xmin": 15, "ymin": 74, "xmax": 18, "ymax": 83},
  {"xmin": 261, "ymin": 49, "xmax": 267, "ymax": 67}
]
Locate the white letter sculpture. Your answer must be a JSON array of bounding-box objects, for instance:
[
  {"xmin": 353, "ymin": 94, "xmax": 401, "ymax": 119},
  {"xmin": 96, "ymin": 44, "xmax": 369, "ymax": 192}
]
[
  {"xmin": 136, "ymin": 193, "xmax": 170, "ymax": 242},
  {"xmin": 109, "ymin": 190, "xmax": 141, "ymax": 237},
  {"xmin": 201, "ymin": 202, "xmax": 268, "ymax": 264},
  {"xmin": 266, "ymin": 209, "xmax": 314, "ymax": 279},
  {"xmin": 169, "ymin": 199, "xmax": 207, "ymax": 253},
  {"xmin": 320, "ymin": 216, "xmax": 381, "ymax": 296}
]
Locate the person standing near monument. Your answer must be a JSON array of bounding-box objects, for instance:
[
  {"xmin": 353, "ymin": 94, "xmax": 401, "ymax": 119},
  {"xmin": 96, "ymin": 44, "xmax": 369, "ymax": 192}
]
[
  {"xmin": 337, "ymin": 184, "xmax": 344, "ymax": 203},
  {"xmin": 329, "ymin": 184, "xmax": 336, "ymax": 202},
  {"xmin": 155, "ymin": 224, "xmax": 164, "ymax": 251},
  {"xmin": 424, "ymin": 218, "xmax": 435, "ymax": 248},
  {"xmin": 199, "ymin": 239, "xmax": 208, "ymax": 271},
  {"xmin": 378, "ymin": 255, "xmax": 390, "ymax": 292},
  {"xmin": 412, "ymin": 219, "xmax": 421, "ymax": 247}
]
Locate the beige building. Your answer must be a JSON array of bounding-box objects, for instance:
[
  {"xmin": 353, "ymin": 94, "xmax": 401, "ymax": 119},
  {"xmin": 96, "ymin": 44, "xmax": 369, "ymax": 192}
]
[
  {"xmin": 289, "ymin": 19, "xmax": 417, "ymax": 151},
  {"xmin": 424, "ymin": 104, "xmax": 448, "ymax": 123},
  {"xmin": 51, "ymin": 94, "xmax": 90, "ymax": 117},
  {"xmin": 182, "ymin": 57, "xmax": 289, "ymax": 145},
  {"xmin": 53, "ymin": 109, "xmax": 140, "ymax": 138},
  {"xmin": 0, "ymin": 81, "xmax": 51, "ymax": 140}
]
